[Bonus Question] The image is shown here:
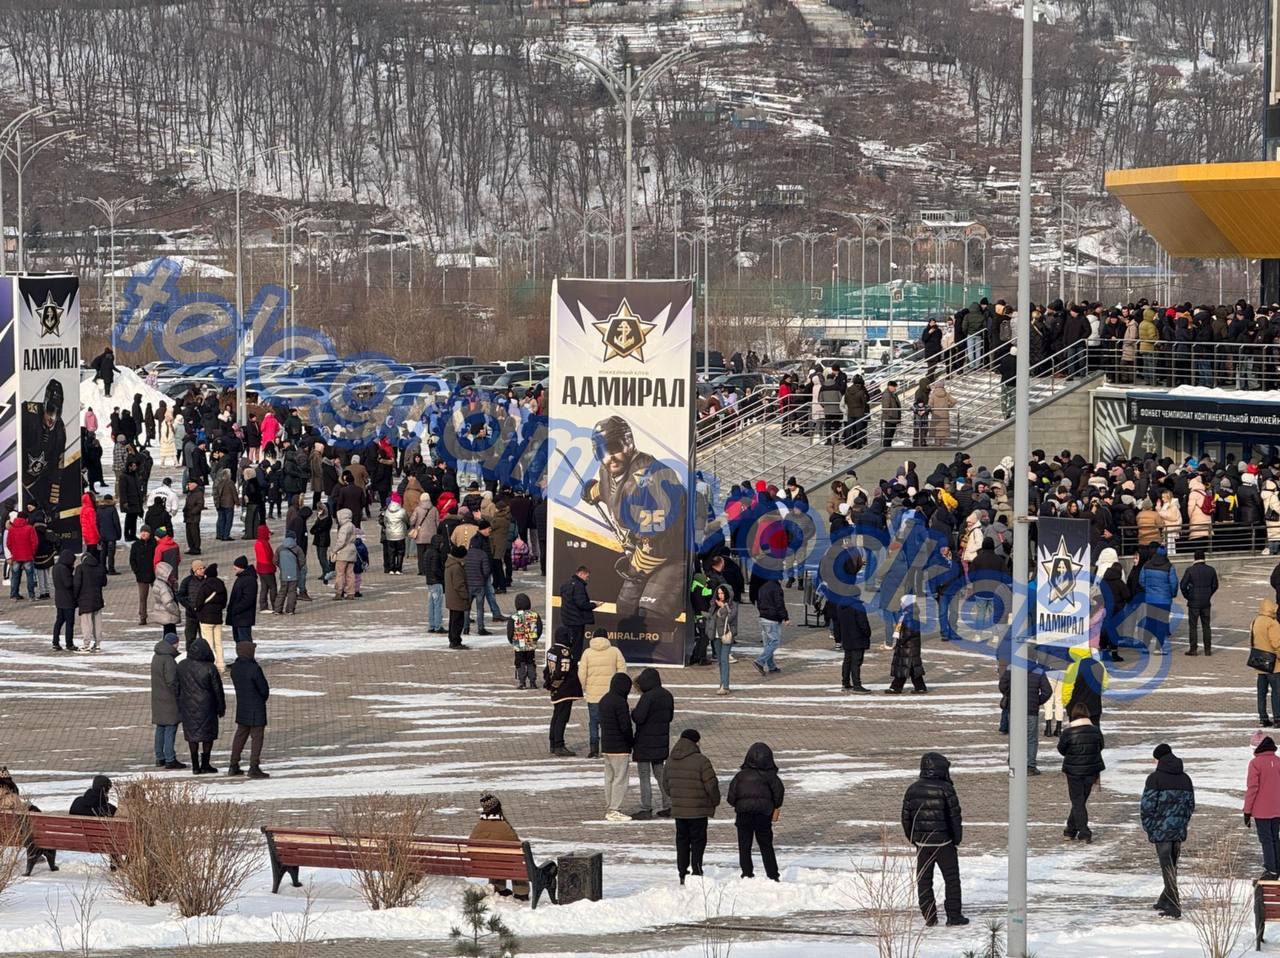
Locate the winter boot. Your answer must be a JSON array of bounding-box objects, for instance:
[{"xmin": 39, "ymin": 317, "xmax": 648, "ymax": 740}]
[
  {"xmin": 247, "ymin": 766, "xmax": 270, "ymax": 779},
  {"xmin": 1044, "ymin": 718, "xmax": 1053, "ymax": 738},
  {"xmin": 1053, "ymin": 720, "xmax": 1062, "ymax": 737},
  {"xmin": 226, "ymin": 765, "xmax": 244, "ymax": 777},
  {"xmin": 515, "ymin": 668, "xmax": 525, "ymax": 690}
]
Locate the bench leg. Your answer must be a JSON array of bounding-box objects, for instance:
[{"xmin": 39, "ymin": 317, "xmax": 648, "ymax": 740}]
[
  {"xmin": 270, "ymin": 858, "xmax": 285, "ymax": 895},
  {"xmin": 288, "ymin": 866, "xmax": 302, "ymax": 889},
  {"xmin": 1255, "ymin": 883, "xmax": 1265, "ymax": 951}
]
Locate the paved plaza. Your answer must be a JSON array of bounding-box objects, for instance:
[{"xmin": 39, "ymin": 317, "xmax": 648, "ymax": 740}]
[{"xmin": 0, "ymin": 512, "xmax": 1274, "ymax": 955}]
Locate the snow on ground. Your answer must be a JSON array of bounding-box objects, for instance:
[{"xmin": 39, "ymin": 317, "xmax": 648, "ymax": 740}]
[{"xmin": 0, "ymin": 843, "xmax": 1239, "ymax": 955}]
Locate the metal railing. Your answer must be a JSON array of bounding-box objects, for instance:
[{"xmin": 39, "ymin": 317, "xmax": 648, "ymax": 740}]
[
  {"xmin": 1092, "ymin": 339, "xmax": 1280, "ymax": 391},
  {"xmin": 1114, "ymin": 522, "xmax": 1270, "ymax": 559},
  {"xmin": 748, "ymin": 341, "xmax": 1088, "ymax": 491}
]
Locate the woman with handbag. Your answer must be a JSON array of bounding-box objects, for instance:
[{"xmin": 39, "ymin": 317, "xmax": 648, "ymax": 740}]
[
  {"xmin": 710, "ymin": 585, "xmax": 736, "ymax": 696},
  {"xmin": 1252, "ymin": 599, "xmax": 1280, "ymax": 726}
]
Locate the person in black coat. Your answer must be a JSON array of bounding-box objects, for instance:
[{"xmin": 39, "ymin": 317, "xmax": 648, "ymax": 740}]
[
  {"xmin": 51, "ymin": 548, "xmax": 77, "ymax": 651},
  {"xmin": 888, "ymin": 595, "xmax": 927, "ymax": 693},
  {"xmin": 1058, "ymin": 702, "xmax": 1105, "ymax": 843},
  {"xmin": 226, "ymin": 556, "xmax": 259, "ymax": 643},
  {"xmin": 68, "ymin": 774, "xmax": 116, "ymax": 817},
  {"xmin": 227, "ymin": 640, "xmax": 270, "ymax": 778},
  {"xmin": 73, "ymin": 551, "xmax": 108, "ymax": 653},
  {"xmin": 598, "ymin": 672, "xmax": 634, "ymax": 820},
  {"xmin": 128, "ymin": 526, "xmax": 156, "ymax": 627},
  {"xmin": 558, "ymin": 566, "xmax": 596, "ymax": 660},
  {"xmin": 901, "ymin": 751, "xmax": 966, "ymax": 926},
  {"xmin": 753, "ymin": 576, "xmax": 788, "ymax": 674},
  {"xmin": 631, "ymin": 668, "xmax": 674, "ymax": 819},
  {"xmin": 726, "ymin": 742, "xmax": 784, "ymax": 881},
  {"xmin": 1178, "ymin": 550, "xmax": 1219, "ymax": 656},
  {"xmin": 176, "ymin": 636, "xmax": 225, "ymax": 774},
  {"xmin": 999, "ymin": 663, "xmax": 1053, "ymax": 773},
  {"xmin": 543, "ymin": 626, "xmax": 583, "ymax": 757},
  {"xmin": 193, "ymin": 562, "xmax": 229, "ymax": 671},
  {"xmin": 464, "ymin": 526, "xmax": 495, "ymax": 635},
  {"xmin": 833, "ymin": 588, "xmax": 872, "ymax": 693},
  {"xmin": 120, "ymin": 461, "xmax": 144, "ymax": 541}
]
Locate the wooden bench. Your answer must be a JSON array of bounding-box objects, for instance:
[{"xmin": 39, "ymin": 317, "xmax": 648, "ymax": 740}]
[
  {"xmin": 261, "ymin": 826, "xmax": 559, "ymax": 909},
  {"xmin": 1256, "ymin": 879, "xmax": 1280, "ymax": 949},
  {"xmin": 0, "ymin": 810, "xmax": 131, "ymax": 868}
]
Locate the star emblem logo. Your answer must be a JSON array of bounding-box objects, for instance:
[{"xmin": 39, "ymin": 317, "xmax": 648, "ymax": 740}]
[
  {"xmin": 1041, "ymin": 536, "xmax": 1082, "ymax": 606},
  {"xmin": 35, "ymin": 292, "xmax": 63, "ymax": 337},
  {"xmin": 593, "ymin": 299, "xmax": 655, "ymax": 363}
]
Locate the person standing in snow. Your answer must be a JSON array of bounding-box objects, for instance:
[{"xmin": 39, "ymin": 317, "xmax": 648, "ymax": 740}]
[
  {"xmin": 661, "ymin": 729, "xmax": 720, "ymax": 884},
  {"xmin": 1244, "ymin": 735, "xmax": 1280, "ymax": 880},
  {"xmin": 726, "ymin": 742, "xmax": 784, "ymax": 881},
  {"xmin": 150, "ymin": 632, "xmax": 184, "ymax": 769},
  {"xmin": 597, "ymin": 672, "xmax": 634, "ymax": 822},
  {"xmin": 543, "ymin": 626, "xmax": 582, "ymax": 758},
  {"xmin": 227, "ymin": 640, "xmax": 270, "ymax": 779},
  {"xmin": 1141, "ymin": 742, "xmax": 1195, "ymax": 919},
  {"xmin": 630, "ymin": 667, "xmax": 674, "ymax": 820},
  {"xmin": 505, "ymin": 592, "xmax": 541, "ymax": 690},
  {"xmin": 1058, "ymin": 702, "xmax": 1105, "ymax": 843},
  {"xmin": 578, "ymin": 627, "xmax": 627, "ymax": 759},
  {"xmin": 901, "ymin": 751, "xmax": 967, "ymax": 926}
]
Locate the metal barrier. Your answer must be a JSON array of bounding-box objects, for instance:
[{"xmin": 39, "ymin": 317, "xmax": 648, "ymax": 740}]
[
  {"xmin": 1090, "ymin": 340, "xmax": 1280, "ymax": 390},
  {"xmin": 1114, "ymin": 522, "xmax": 1271, "ymax": 559}
]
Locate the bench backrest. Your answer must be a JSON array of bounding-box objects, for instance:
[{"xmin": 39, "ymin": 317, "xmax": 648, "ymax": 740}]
[
  {"xmin": 264, "ymin": 827, "xmax": 527, "ymax": 880},
  {"xmin": 1260, "ymin": 881, "xmax": 1280, "ymax": 916},
  {"xmin": 17, "ymin": 812, "xmax": 131, "ymax": 854}
]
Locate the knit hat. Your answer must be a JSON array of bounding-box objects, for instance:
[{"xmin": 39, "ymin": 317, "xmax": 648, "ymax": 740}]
[
  {"xmin": 164, "ymin": 632, "xmax": 179, "ymax": 646},
  {"xmin": 680, "ymin": 729, "xmax": 701, "ymax": 743},
  {"xmin": 1259, "ymin": 737, "xmax": 1278, "ymax": 755},
  {"xmin": 1152, "ymin": 743, "xmax": 1172, "ymax": 760},
  {"xmin": 233, "ymin": 555, "xmax": 248, "ymax": 569},
  {"xmin": 593, "ymin": 627, "xmax": 609, "ymax": 638},
  {"xmin": 479, "ymin": 793, "xmax": 503, "ymax": 817}
]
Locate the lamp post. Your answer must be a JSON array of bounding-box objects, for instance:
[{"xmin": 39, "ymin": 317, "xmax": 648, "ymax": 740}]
[
  {"xmin": 77, "ymin": 196, "xmax": 142, "ymax": 351},
  {"xmin": 261, "ymin": 207, "xmax": 307, "ymax": 354},
  {"xmin": 0, "ymin": 106, "xmax": 49, "ymax": 272},
  {"xmin": 682, "ymin": 178, "xmax": 736, "ymax": 377},
  {"xmin": 544, "ymin": 45, "xmax": 699, "ymax": 279},
  {"xmin": 852, "ymin": 214, "xmax": 892, "ymax": 340},
  {"xmin": 183, "ymin": 144, "xmax": 288, "ymax": 425},
  {"xmin": 4, "ymin": 126, "xmax": 82, "ymax": 271},
  {"xmin": 564, "ymin": 205, "xmax": 607, "ymax": 277},
  {"xmin": 1062, "ymin": 200, "xmax": 1084, "ymax": 303},
  {"xmin": 1058, "ymin": 173, "xmax": 1090, "ymax": 302}
]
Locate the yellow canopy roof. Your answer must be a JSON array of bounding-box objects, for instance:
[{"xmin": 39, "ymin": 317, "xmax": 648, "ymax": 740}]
[{"xmin": 1105, "ymin": 162, "xmax": 1280, "ymax": 259}]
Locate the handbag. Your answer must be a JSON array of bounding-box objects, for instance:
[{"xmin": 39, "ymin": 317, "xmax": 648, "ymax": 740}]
[{"xmin": 1249, "ymin": 647, "xmax": 1277, "ymax": 674}]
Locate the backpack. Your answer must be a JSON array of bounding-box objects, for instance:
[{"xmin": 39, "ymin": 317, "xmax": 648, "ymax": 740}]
[
  {"xmin": 354, "ymin": 537, "xmax": 369, "ymax": 573},
  {"xmin": 1198, "ymin": 490, "xmax": 1214, "ymax": 517},
  {"xmin": 998, "ymin": 317, "xmax": 1012, "ymax": 342},
  {"xmin": 512, "ymin": 537, "xmax": 530, "ymax": 570},
  {"xmin": 509, "ymin": 609, "xmax": 539, "ymax": 651}
]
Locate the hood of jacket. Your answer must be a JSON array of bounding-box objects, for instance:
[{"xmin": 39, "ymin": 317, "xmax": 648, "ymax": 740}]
[
  {"xmin": 1262, "ymin": 598, "xmax": 1278, "ymax": 618},
  {"xmin": 80, "ymin": 551, "xmax": 100, "ymax": 570},
  {"xmin": 1068, "ymin": 646, "xmax": 1094, "ymax": 663},
  {"xmin": 635, "ymin": 667, "xmax": 662, "ymax": 693},
  {"xmin": 607, "ymin": 672, "xmax": 633, "ymax": 697},
  {"xmin": 235, "ymin": 640, "xmax": 255, "ymax": 661},
  {"xmin": 336, "ymin": 508, "xmax": 353, "ymax": 525},
  {"xmin": 1145, "ymin": 550, "xmax": 1172, "ymax": 571},
  {"xmin": 155, "ymin": 561, "xmax": 173, "ymax": 581},
  {"xmin": 152, "ymin": 638, "xmax": 178, "ymax": 657},
  {"xmin": 919, "ymin": 751, "xmax": 952, "ymax": 782},
  {"xmin": 588, "ymin": 635, "xmax": 611, "ymax": 653},
  {"xmin": 187, "ymin": 637, "xmax": 215, "ymax": 664},
  {"xmin": 57, "ymin": 548, "xmax": 76, "ymax": 568},
  {"xmin": 256, "ymin": 524, "xmax": 271, "ymax": 542},
  {"xmin": 665, "ymin": 738, "xmax": 700, "ymax": 765},
  {"xmin": 742, "ymin": 741, "xmax": 778, "ymax": 772},
  {"xmin": 1155, "ymin": 753, "xmax": 1188, "ymax": 780}
]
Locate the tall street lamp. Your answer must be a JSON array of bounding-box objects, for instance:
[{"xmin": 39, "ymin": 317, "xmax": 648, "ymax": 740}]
[
  {"xmin": 183, "ymin": 144, "xmax": 288, "ymax": 425},
  {"xmin": 260, "ymin": 207, "xmax": 307, "ymax": 354},
  {"xmin": 544, "ymin": 45, "xmax": 699, "ymax": 279},
  {"xmin": 4, "ymin": 126, "xmax": 82, "ymax": 271},
  {"xmin": 0, "ymin": 106, "xmax": 49, "ymax": 272},
  {"xmin": 77, "ymin": 195, "xmax": 142, "ymax": 351},
  {"xmin": 852, "ymin": 214, "xmax": 892, "ymax": 339},
  {"xmin": 682, "ymin": 177, "xmax": 735, "ymax": 377}
]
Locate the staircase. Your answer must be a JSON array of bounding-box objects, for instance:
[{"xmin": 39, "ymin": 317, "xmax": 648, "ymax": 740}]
[{"xmin": 697, "ymin": 343, "xmax": 1088, "ymax": 503}]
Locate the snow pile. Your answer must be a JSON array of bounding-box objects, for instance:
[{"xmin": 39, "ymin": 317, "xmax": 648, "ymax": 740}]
[{"xmin": 80, "ymin": 364, "xmax": 180, "ymax": 469}]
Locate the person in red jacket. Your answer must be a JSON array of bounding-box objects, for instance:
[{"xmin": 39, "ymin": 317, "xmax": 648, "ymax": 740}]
[
  {"xmin": 80, "ymin": 492, "xmax": 100, "ymax": 558},
  {"xmin": 152, "ymin": 528, "xmax": 181, "ymax": 579},
  {"xmin": 254, "ymin": 525, "xmax": 277, "ymax": 613},
  {"xmin": 7, "ymin": 514, "xmax": 37, "ymax": 599},
  {"xmin": 1245, "ymin": 736, "xmax": 1280, "ymax": 879}
]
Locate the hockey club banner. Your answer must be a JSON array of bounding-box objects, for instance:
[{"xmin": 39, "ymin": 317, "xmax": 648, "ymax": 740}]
[
  {"xmin": 1034, "ymin": 517, "xmax": 1091, "ymax": 654},
  {"xmin": 547, "ymin": 278, "xmax": 695, "ymax": 666},
  {"xmin": 17, "ymin": 275, "xmax": 82, "ymax": 550},
  {"xmin": 0, "ymin": 278, "xmax": 16, "ymax": 505}
]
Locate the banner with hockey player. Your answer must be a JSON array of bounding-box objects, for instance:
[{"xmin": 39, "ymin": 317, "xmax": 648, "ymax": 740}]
[
  {"xmin": 547, "ymin": 278, "xmax": 695, "ymax": 667},
  {"xmin": 0, "ymin": 277, "xmax": 16, "ymax": 505},
  {"xmin": 17, "ymin": 275, "xmax": 82, "ymax": 550}
]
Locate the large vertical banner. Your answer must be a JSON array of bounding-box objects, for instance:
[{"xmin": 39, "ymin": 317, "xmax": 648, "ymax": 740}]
[
  {"xmin": 0, "ymin": 277, "xmax": 16, "ymax": 505},
  {"xmin": 1034, "ymin": 517, "xmax": 1092, "ymax": 653},
  {"xmin": 17, "ymin": 275, "xmax": 82, "ymax": 550},
  {"xmin": 548, "ymin": 278, "xmax": 695, "ymax": 666}
]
